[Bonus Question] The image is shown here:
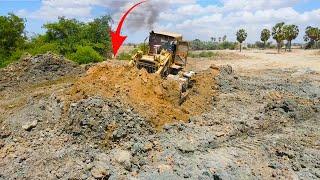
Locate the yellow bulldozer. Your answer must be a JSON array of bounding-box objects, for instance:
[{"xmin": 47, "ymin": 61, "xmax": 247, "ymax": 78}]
[
  {"xmin": 129, "ymin": 31, "xmax": 189, "ymax": 77},
  {"xmin": 129, "ymin": 31, "xmax": 194, "ymax": 104}
]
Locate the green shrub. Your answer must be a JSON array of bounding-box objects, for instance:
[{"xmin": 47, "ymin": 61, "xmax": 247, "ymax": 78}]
[
  {"xmin": 26, "ymin": 42, "xmax": 60, "ymax": 55},
  {"xmin": 117, "ymin": 52, "xmax": 131, "ymax": 61},
  {"xmin": 190, "ymin": 39, "xmax": 236, "ymax": 50},
  {"xmin": 68, "ymin": 46, "xmax": 103, "ymax": 64},
  {"xmin": 0, "ymin": 49, "xmax": 25, "ymax": 68},
  {"xmin": 0, "ymin": 54, "xmax": 9, "ymax": 68},
  {"xmin": 219, "ymin": 41, "xmax": 236, "ymax": 50},
  {"xmin": 6, "ymin": 49, "xmax": 24, "ymax": 62}
]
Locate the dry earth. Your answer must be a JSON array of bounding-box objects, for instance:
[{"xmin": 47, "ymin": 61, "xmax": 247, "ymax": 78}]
[{"xmin": 0, "ymin": 50, "xmax": 319, "ymax": 179}]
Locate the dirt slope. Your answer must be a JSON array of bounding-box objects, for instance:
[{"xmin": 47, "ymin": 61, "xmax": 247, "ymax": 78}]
[{"xmin": 65, "ymin": 62, "xmax": 219, "ymax": 128}]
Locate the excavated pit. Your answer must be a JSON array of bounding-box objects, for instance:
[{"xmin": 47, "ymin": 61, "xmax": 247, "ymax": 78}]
[{"xmin": 65, "ymin": 62, "xmax": 219, "ymax": 128}]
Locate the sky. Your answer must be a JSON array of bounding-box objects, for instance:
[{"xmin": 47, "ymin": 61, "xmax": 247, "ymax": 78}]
[{"xmin": 1, "ymin": 0, "xmax": 320, "ymax": 43}]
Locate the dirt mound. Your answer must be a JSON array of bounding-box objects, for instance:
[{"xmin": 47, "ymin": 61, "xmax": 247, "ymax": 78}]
[
  {"xmin": 67, "ymin": 97, "xmax": 155, "ymax": 148},
  {"xmin": 0, "ymin": 52, "xmax": 84, "ymax": 90},
  {"xmin": 65, "ymin": 62, "xmax": 219, "ymax": 128}
]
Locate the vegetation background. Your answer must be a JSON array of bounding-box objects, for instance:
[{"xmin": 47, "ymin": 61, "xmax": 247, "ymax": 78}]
[{"xmin": 0, "ymin": 13, "xmax": 319, "ymax": 67}]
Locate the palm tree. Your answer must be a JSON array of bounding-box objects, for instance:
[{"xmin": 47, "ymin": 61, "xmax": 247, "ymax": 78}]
[
  {"xmin": 305, "ymin": 26, "xmax": 320, "ymax": 48},
  {"xmin": 260, "ymin": 29, "xmax": 271, "ymax": 49},
  {"xmin": 283, "ymin": 24, "xmax": 299, "ymax": 51},
  {"xmin": 236, "ymin": 29, "xmax": 247, "ymax": 52},
  {"xmin": 210, "ymin": 37, "xmax": 214, "ymax": 42},
  {"xmin": 260, "ymin": 29, "xmax": 271, "ymax": 48},
  {"xmin": 272, "ymin": 22, "xmax": 285, "ymax": 53},
  {"xmin": 222, "ymin": 35, "xmax": 227, "ymax": 42}
]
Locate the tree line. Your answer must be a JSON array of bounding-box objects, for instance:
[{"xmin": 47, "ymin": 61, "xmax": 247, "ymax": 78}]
[
  {"xmin": 0, "ymin": 13, "xmax": 112, "ymax": 68},
  {"xmin": 192, "ymin": 23, "xmax": 319, "ymax": 53},
  {"xmin": 1, "ymin": 13, "xmax": 320, "ymax": 68}
]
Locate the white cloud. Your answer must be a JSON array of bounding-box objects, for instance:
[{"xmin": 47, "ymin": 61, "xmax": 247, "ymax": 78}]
[
  {"xmin": 176, "ymin": 4, "xmax": 220, "ymax": 16},
  {"xmin": 16, "ymin": 0, "xmax": 320, "ymax": 43},
  {"xmin": 173, "ymin": 7, "xmax": 320, "ymax": 43},
  {"xmin": 222, "ymin": 0, "xmax": 300, "ymax": 11},
  {"xmin": 33, "ymin": 5, "xmax": 92, "ymax": 20},
  {"xmin": 154, "ymin": 0, "xmax": 320, "ymax": 43},
  {"xmin": 19, "ymin": 0, "xmax": 95, "ymax": 20}
]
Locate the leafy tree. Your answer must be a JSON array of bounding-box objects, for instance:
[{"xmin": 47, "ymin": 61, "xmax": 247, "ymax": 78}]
[
  {"xmin": 41, "ymin": 15, "xmax": 112, "ymax": 59},
  {"xmin": 81, "ymin": 15, "xmax": 112, "ymax": 57},
  {"xmin": 272, "ymin": 22, "xmax": 285, "ymax": 53},
  {"xmin": 283, "ymin": 24, "xmax": 299, "ymax": 51},
  {"xmin": 190, "ymin": 39, "xmax": 206, "ymax": 50},
  {"xmin": 0, "ymin": 14, "xmax": 113, "ymax": 68},
  {"xmin": 260, "ymin": 29, "xmax": 271, "ymax": 49},
  {"xmin": 304, "ymin": 26, "xmax": 320, "ymax": 49},
  {"xmin": 0, "ymin": 13, "xmax": 25, "ymax": 55},
  {"xmin": 236, "ymin": 29, "xmax": 247, "ymax": 52},
  {"xmin": 43, "ymin": 17, "xmax": 84, "ymax": 55},
  {"xmin": 44, "ymin": 17, "xmax": 82, "ymax": 41}
]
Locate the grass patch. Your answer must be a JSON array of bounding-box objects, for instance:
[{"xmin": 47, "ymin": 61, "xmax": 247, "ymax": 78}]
[{"xmin": 188, "ymin": 51, "xmax": 218, "ymax": 58}]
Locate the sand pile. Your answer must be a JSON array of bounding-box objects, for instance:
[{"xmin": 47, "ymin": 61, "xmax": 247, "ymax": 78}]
[{"xmin": 66, "ymin": 62, "xmax": 219, "ymax": 128}]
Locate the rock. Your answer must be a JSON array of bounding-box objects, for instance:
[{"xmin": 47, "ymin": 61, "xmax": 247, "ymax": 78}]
[
  {"xmin": 214, "ymin": 131, "xmax": 225, "ymax": 138},
  {"xmin": 114, "ymin": 149, "xmax": 132, "ymax": 170},
  {"xmin": 0, "ymin": 129, "xmax": 11, "ymax": 139},
  {"xmin": 143, "ymin": 142, "xmax": 153, "ymax": 152},
  {"xmin": 219, "ymin": 65, "xmax": 233, "ymax": 75},
  {"xmin": 91, "ymin": 166, "xmax": 109, "ymax": 179},
  {"xmin": 112, "ymin": 129, "xmax": 127, "ymax": 140},
  {"xmin": 157, "ymin": 164, "xmax": 172, "ymax": 173},
  {"xmin": 0, "ymin": 140, "xmax": 5, "ymax": 148},
  {"xmin": 313, "ymin": 169, "xmax": 320, "ymax": 178},
  {"xmin": 177, "ymin": 142, "xmax": 196, "ymax": 153},
  {"xmin": 163, "ymin": 124, "xmax": 172, "ymax": 131},
  {"xmin": 275, "ymin": 150, "xmax": 295, "ymax": 159},
  {"xmin": 132, "ymin": 142, "xmax": 144, "ymax": 154},
  {"xmin": 95, "ymin": 153, "xmax": 109, "ymax": 162},
  {"xmin": 22, "ymin": 120, "xmax": 38, "ymax": 131},
  {"xmin": 268, "ymin": 162, "xmax": 282, "ymax": 169},
  {"xmin": 292, "ymin": 163, "xmax": 300, "ymax": 171}
]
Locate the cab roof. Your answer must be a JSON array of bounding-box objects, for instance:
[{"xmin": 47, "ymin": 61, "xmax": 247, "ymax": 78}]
[{"xmin": 152, "ymin": 31, "xmax": 183, "ymax": 40}]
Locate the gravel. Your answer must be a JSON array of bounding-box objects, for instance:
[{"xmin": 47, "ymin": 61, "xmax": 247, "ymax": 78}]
[{"xmin": 0, "ymin": 56, "xmax": 319, "ymax": 179}]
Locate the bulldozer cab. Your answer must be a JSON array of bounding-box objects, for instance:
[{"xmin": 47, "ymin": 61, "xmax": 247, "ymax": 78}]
[{"xmin": 149, "ymin": 31, "xmax": 189, "ymax": 68}]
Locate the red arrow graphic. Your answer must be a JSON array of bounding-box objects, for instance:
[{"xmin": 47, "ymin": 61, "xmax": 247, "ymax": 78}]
[{"xmin": 110, "ymin": 0, "xmax": 147, "ymax": 56}]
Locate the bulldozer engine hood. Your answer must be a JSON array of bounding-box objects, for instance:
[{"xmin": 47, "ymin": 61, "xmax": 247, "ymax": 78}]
[{"xmin": 140, "ymin": 55, "xmax": 155, "ymax": 62}]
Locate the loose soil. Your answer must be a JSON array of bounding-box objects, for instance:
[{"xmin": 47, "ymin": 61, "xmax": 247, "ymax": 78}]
[
  {"xmin": 0, "ymin": 49, "xmax": 319, "ymax": 179},
  {"xmin": 65, "ymin": 62, "xmax": 219, "ymax": 128}
]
